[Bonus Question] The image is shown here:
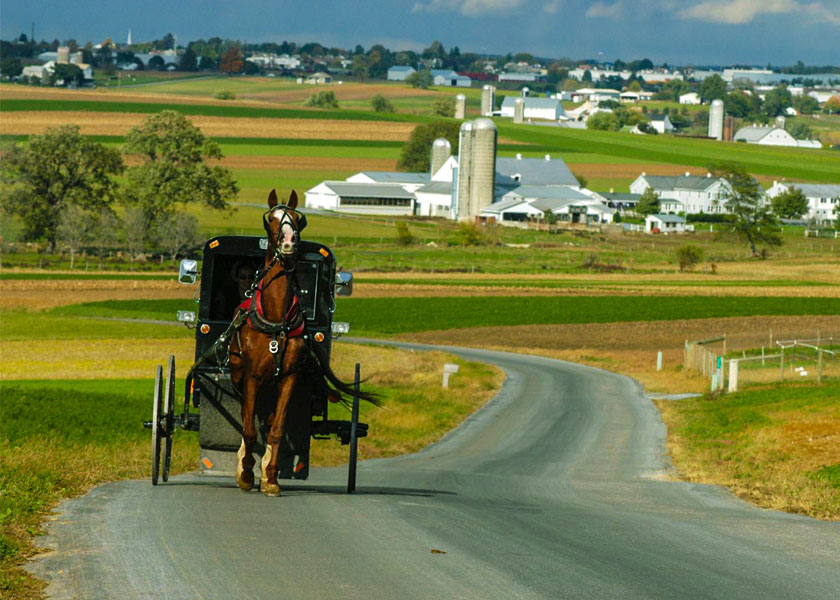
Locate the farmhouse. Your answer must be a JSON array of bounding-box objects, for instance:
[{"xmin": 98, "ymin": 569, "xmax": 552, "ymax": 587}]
[
  {"xmin": 765, "ymin": 182, "xmax": 839, "ymax": 226},
  {"xmin": 481, "ymin": 187, "xmax": 615, "ymax": 224},
  {"xmin": 500, "ymin": 97, "xmax": 566, "ymax": 121},
  {"xmin": 631, "ymin": 172, "xmax": 732, "ymax": 215},
  {"xmin": 734, "ymin": 126, "xmax": 822, "ymax": 149}
]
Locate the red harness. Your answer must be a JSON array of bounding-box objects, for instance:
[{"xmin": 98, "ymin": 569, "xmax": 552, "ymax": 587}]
[{"xmin": 237, "ymin": 280, "xmax": 305, "ymax": 338}]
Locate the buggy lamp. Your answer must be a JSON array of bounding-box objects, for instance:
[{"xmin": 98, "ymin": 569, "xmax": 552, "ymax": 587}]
[
  {"xmin": 178, "ymin": 259, "xmax": 199, "ymax": 285},
  {"xmin": 331, "ymin": 321, "xmax": 350, "ymax": 337},
  {"xmin": 177, "ymin": 310, "xmax": 197, "ymax": 324}
]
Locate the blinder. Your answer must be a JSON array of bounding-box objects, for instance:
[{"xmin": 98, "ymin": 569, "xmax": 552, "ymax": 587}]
[{"xmin": 262, "ymin": 205, "xmax": 307, "ymax": 245}]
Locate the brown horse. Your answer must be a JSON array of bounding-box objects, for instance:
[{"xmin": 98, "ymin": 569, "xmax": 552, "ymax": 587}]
[{"xmin": 229, "ymin": 189, "xmax": 377, "ymax": 496}]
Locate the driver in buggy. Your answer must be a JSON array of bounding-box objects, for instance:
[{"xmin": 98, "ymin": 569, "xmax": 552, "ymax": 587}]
[{"xmin": 211, "ymin": 260, "xmax": 258, "ymax": 320}]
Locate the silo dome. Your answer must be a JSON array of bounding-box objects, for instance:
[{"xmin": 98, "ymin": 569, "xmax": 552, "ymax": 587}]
[{"xmin": 472, "ymin": 117, "xmax": 497, "ymax": 131}]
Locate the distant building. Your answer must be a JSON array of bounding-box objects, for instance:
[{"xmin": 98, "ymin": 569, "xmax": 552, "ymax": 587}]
[
  {"xmin": 387, "ymin": 66, "xmax": 416, "ymax": 81},
  {"xmin": 679, "ymin": 92, "xmax": 701, "ymax": 105},
  {"xmin": 649, "ymin": 115, "xmax": 675, "ymax": 134},
  {"xmin": 734, "ymin": 126, "xmax": 821, "ymax": 149},
  {"xmin": 570, "ymin": 88, "xmax": 621, "ymax": 103},
  {"xmin": 304, "ymin": 181, "xmax": 417, "ymax": 216},
  {"xmin": 431, "ymin": 69, "xmax": 471, "ymax": 87},
  {"xmin": 765, "ymin": 182, "xmax": 838, "ymax": 226},
  {"xmin": 500, "ymin": 97, "xmax": 565, "ymax": 121},
  {"xmin": 630, "ymin": 172, "xmax": 732, "ymax": 215},
  {"xmin": 646, "ymin": 214, "xmax": 687, "ymax": 233}
]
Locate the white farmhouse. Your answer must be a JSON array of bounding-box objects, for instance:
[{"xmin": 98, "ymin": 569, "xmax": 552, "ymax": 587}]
[
  {"xmin": 500, "ymin": 97, "xmax": 565, "ymax": 121},
  {"xmin": 765, "ymin": 182, "xmax": 838, "ymax": 226},
  {"xmin": 630, "ymin": 172, "xmax": 732, "ymax": 215},
  {"xmin": 734, "ymin": 126, "xmax": 822, "ymax": 149}
]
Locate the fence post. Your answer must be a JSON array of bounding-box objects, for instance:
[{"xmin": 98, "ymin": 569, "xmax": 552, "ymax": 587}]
[
  {"xmin": 817, "ymin": 350, "xmax": 823, "ymax": 384},
  {"xmin": 723, "ymin": 334, "xmax": 727, "ymax": 358},
  {"xmin": 780, "ymin": 346, "xmax": 785, "ymax": 381},
  {"xmin": 728, "ymin": 360, "xmax": 739, "ymax": 393},
  {"xmin": 761, "ymin": 346, "xmax": 765, "ymax": 366},
  {"xmin": 657, "ymin": 351, "xmax": 663, "ymax": 372}
]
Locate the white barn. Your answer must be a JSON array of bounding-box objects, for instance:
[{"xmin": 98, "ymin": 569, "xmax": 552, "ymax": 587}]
[
  {"xmin": 304, "ymin": 182, "xmax": 416, "ymax": 215},
  {"xmin": 387, "ymin": 66, "xmax": 416, "ymax": 81},
  {"xmin": 500, "ymin": 97, "xmax": 566, "ymax": 121},
  {"xmin": 734, "ymin": 126, "xmax": 822, "ymax": 149}
]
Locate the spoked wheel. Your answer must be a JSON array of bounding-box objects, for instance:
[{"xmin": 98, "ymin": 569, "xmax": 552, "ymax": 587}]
[
  {"xmin": 162, "ymin": 355, "xmax": 175, "ymax": 483},
  {"xmin": 151, "ymin": 364, "xmax": 163, "ymax": 485},
  {"xmin": 347, "ymin": 363, "xmax": 361, "ymax": 494}
]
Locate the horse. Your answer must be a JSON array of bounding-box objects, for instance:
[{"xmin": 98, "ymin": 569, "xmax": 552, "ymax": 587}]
[{"xmin": 228, "ymin": 189, "xmax": 378, "ymax": 496}]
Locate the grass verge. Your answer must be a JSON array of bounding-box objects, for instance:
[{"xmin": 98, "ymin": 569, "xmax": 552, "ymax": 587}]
[{"xmin": 655, "ymin": 380, "xmax": 840, "ymax": 520}]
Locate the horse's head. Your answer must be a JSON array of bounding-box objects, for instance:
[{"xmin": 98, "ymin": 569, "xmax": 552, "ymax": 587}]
[{"xmin": 263, "ymin": 189, "xmax": 307, "ymax": 267}]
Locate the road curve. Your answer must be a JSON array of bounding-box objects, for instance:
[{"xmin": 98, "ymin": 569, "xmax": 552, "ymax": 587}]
[{"xmin": 29, "ymin": 341, "xmax": 840, "ymax": 599}]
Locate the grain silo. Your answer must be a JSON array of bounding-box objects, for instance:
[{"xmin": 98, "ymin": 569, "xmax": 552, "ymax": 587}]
[
  {"xmin": 709, "ymin": 99, "xmax": 724, "ymax": 140},
  {"xmin": 481, "ymin": 85, "xmax": 495, "ymax": 116},
  {"xmin": 455, "ymin": 94, "xmax": 466, "ymax": 119},
  {"xmin": 455, "ymin": 120, "xmax": 474, "ymax": 221},
  {"xmin": 723, "ymin": 116, "xmax": 735, "ymax": 142},
  {"xmin": 57, "ymin": 46, "xmax": 70, "ymax": 63},
  {"xmin": 468, "ymin": 118, "xmax": 497, "ymax": 219},
  {"xmin": 514, "ymin": 97, "xmax": 524, "ymax": 124},
  {"xmin": 775, "ymin": 115, "xmax": 786, "ymax": 129},
  {"xmin": 430, "ymin": 138, "xmax": 451, "ymax": 176}
]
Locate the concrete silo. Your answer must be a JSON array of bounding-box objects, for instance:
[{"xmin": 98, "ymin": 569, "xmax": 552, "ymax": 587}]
[
  {"xmin": 709, "ymin": 99, "xmax": 724, "ymax": 140},
  {"xmin": 514, "ymin": 97, "xmax": 524, "ymax": 124},
  {"xmin": 455, "ymin": 121, "xmax": 474, "ymax": 221},
  {"xmin": 57, "ymin": 46, "xmax": 70, "ymax": 63},
  {"xmin": 468, "ymin": 118, "xmax": 497, "ymax": 220},
  {"xmin": 455, "ymin": 94, "xmax": 466, "ymax": 119},
  {"xmin": 430, "ymin": 138, "xmax": 451, "ymax": 176},
  {"xmin": 480, "ymin": 85, "xmax": 495, "ymax": 116}
]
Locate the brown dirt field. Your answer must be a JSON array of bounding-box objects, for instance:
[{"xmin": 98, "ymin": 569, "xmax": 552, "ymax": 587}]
[
  {"xmin": 119, "ymin": 153, "xmax": 399, "ymax": 171},
  {"xmin": 566, "ymin": 163, "xmax": 707, "ymax": 179},
  {"xmin": 0, "ymin": 278, "xmax": 193, "ymax": 310},
  {"xmin": 242, "ymin": 83, "xmax": 441, "ymax": 104},
  {"xmin": 0, "ymin": 111, "xmax": 415, "ymax": 140}
]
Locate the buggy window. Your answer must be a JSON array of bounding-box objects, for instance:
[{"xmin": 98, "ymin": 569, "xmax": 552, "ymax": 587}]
[{"xmin": 208, "ymin": 255, "xmax": 262, "ymax": 321}]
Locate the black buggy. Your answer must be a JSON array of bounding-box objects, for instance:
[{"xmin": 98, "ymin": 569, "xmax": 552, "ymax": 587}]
[{"xmin": 145, "ymin": 235, "xmax": 366, "ymax": 492}]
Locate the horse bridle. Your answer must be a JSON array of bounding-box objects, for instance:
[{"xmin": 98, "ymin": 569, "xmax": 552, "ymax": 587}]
[{"xmin": 249, "ymin": 205, "xmax": 307, "ymax": 294}]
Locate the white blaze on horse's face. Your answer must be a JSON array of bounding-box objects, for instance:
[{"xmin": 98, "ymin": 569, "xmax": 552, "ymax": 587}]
[{"xmin": 269, "ymin": 208, "xmax": 297, "ymax": 255}]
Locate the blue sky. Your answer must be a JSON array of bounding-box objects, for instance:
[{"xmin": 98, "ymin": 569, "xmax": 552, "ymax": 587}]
[{"xmin": 3, "ymin": 0, "xmax": 838, "ymax": 65}]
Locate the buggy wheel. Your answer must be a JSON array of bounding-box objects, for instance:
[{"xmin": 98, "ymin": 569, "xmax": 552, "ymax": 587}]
[
  {"xmin": 162, "ymin": 355, "xmax": 175, "ymax": 482},
  {"xmin": 347, "ymin": 363, "xmax": 361, "ymax": 494},
  {"xmin": 151, "ymin": 364, "xmax": 163, "ymax": 485}
]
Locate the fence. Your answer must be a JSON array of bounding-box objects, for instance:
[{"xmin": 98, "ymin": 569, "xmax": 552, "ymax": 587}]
[{"xmin": 684, "ymin": 332, "xmax": 839, "ymax": 392}]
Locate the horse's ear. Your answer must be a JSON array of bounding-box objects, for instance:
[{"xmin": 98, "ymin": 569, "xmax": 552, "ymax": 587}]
[
  {"xmin": 288, "ymin": 190, "xmax": 298, "ymax": 210},
  {"xmin": 268, "ymin": 189, "xmax": 278, "ymax": 208}
]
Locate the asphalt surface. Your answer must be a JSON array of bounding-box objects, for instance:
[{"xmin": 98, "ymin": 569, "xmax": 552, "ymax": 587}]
[{"xmin": 29, "ymin": 342, "xmax": 840, "ymax": 599}]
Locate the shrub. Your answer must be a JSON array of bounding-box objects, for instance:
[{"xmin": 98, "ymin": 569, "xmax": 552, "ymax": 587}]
[
  {"xmin": 395, "ymin": 222, "xmax": 414, "ymax": 245},
  {"xmin": 304, "ymin": 90, "xmax": 339, "ymax": 108},
  {"xmin": 676, "ymin": 244, "xmax": 704, "ymax": 272},
  {"xmin": 431, "ymin": 96, "xmax": 456, "ymax": 117},
  {"xmin": 214, "ymin": 90, "xmax": 236, "ymax": 100},
  {"xmin": 371, "ymin": 93, "xmax": 395, "ymax": 113}
]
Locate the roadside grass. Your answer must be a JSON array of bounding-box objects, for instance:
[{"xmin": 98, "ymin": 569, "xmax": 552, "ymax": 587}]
[
  {"xmin": 0, "ymin": 344, "xmax": 502, "ymax": 599},
  {"xmin": 40, "ymin": 296, "xmax": 840, "ymax": 337},
  {"xmin": 0, "ymin": 309, "xmax": 190, "ymax": 341},
  {"xmin": 655, "ymin": 380, "xmax": 840, "ymax": 519}
]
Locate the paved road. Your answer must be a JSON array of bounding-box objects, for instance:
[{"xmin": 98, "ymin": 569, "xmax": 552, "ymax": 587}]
[{"xmin": 30, "ymin": 343, "xmax": 840, "ymax": 599}]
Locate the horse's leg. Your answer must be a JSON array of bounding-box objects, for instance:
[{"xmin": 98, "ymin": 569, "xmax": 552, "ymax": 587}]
[{"xmin": 236, "ymin": 375, "xmax": 260, "ymax": 491}]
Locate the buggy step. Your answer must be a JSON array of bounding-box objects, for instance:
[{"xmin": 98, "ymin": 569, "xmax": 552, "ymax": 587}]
[{"xmin": 311, "ymin": 419, "xmax": 368, "ymax": 444}]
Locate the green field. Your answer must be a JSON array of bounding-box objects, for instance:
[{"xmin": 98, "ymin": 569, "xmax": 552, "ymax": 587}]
[{"xmin": 41, "ymin": 296, "xmax": 840, "ymax": 337}]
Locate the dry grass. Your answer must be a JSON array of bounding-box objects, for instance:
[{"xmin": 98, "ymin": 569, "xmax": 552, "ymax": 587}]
[
  {"xmin": 566, "ymin": 163, "xmax": 707, "ymax": 179},
  {"xmin": 0, "ymin": 111, "xmax": 415, "ymax": 140},
  {"xmin": 0, "ymin": 278, "xmax": 193, "ymax": 310},
  {"xmin": 241, "ymin": 82, "xmax": 441, "ymax": 105}
]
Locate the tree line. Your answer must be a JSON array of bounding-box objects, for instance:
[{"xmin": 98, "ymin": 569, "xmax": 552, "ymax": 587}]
[{"xmin": 0, "ymin": 112, "xmax": 238, "ymax": 268}]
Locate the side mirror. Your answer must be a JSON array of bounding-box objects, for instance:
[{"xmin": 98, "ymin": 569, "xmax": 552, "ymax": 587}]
[
  {"xmin": 179, "ymin": 259, "xmax": 198, "ymax": 285},
  {"xmin": 335, "ymin": 271, "xmax": 353, "ymax": 297}
]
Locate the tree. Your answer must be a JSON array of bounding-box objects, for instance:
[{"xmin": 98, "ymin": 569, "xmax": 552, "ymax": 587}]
[
  {"xmin": 628, "ymin": 80, "xmax": 642, "ymax": 92},
  {"xmin": 90, "ymin": 210, "xmax": 119, "ymax": 268},
  {"xmin": 304, "ymin": 91, "xmax": 339, "ymax": 108},
  {"xmin": 397, "ymin": 120, "xmax": 460, "ymax": 172},
  {"xmin": 676, "ymin": 245, "xmax": 704, "ymax": 272},
  {"xmin": 725, "ymin": 90, "xmax": 761, "ymax": 120},
  {"xmin": 0, "ymin": 56, "xmax": 23, "ymax": 78},
  {"xmin": 220, "ymin": 46, "xmax": 244, "ymax": 74},
  {"xmin": 395, "ymin": 221, "xmax": 414, "ymax": 246},
  {"xmin": 155, "ymin": 211, "xmax": 200, "ymax": 262},
  {"xmin": 52, "ymin": 63, "xmax": 83, "ymax": 86},
  {"xmin": 586, "ymin": 111, "xmax": 619, "ymax": 131},
  {"xmin": 148, "ymin": 55, "xmax": 165, "ymax": 71},
  {"xmin": 431, "ymin": 96, "xmax": 455, "ymax": 117},
  {"xmin": 179, "ymin": 48, "xmax": 198, "ymax": 72},
  {"xmin": 406, "ymin": 69, "xmax": 433, "ymax": 89},
  {"xmin": 352, "ymin": 54, "xmax": 369, "ymax": 80},
  {"xmin": 123, "ymin": 111, "xmax": 238, "ymax": 232},
  {"xmin": 122, "ymin": 206, "xmax": 149, "ymax": 270},
  {"xmin": 823, "ymin": 97, "xmax": 840, "ymax": 115},
  {"xmin": 198, "ymin": 55, "xmax": 216, "ymax": 71},
  {"xmin": 792, "ymin": 94, "xmax": 819, "ymax": 115},
  {"xmin": 636, "ymin": 187, "xmax": 660, "ymax": 215},
  {"xmin": 699, "ymin": 74, "xmax": 726, "ymax": 102},
  {"xmin": 371, "ymin": 93, "xmax": 395, "ymax": 112},
  {"xmin": 787, "ymin": 120, "xmax": 814, "ymax": 140},
  {"xmin": 0, "ymin": 125, "xmax": 124, "ymax": 251},
  {"xmin": 770, "ymin": 187, "xmax": 809, "ymax": 219},
  {"xmin": 763, "ymin": 85, "xmax": 792, "ymax": 118},
  {"xmin": 711, "ymin": 161, "xmax": 782, "ymax": 256},
  {"xmin": 243, "ymin": 60, "xmax": 260, "ymax": 75},
  {"xmin": 56, "ymin": 204, "xmax": 93, "ymax": 268}
]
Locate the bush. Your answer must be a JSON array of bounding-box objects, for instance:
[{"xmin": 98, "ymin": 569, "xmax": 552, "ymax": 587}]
[
  {"xmin": 431, "ymin": 96, "xmax": 456, "ymax": 117},
  {"xmin": 395, "ymin": 222, "xmax": 414, "ymax": 245},
  {"xmin": 586, "ymin": 111, "xmax": 619, "ymax": 131},
  {"xmin": 213, "ymin": 90, "xmax": 236, "ymax": 100},
  {"xmin": 449, "ymin": 222, "xmax": 486, "ymax": 246},
  {"xmin": 371, "ymin": 93, "xmax": 395, "ymax": 113},
  {"xmin": 676, "ymin": 244, "xmax": 704, "ymax": 272},
  {"xmin": 685, "ymin": 213, "xmax": 735, "ymax": 223},
  {"xmin": 304, "ymin": 90, "xmax": 339, "ymax": 108}
]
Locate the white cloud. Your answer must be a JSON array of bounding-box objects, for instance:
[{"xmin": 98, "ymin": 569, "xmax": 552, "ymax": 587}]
[
  {"xmin": 678, "ymin": 0, "xmax": 840, "ymax": 25},
  {"xmin": 412, "ymin": 0, "xmax": 527, "ymax": 17},
  {"xmin": 585, "ymin": 1, "xmax": 623, "ymax": 19},
  {"xmin": 543, "ymin": 0, "xmax": 562, "ymax": 14}
]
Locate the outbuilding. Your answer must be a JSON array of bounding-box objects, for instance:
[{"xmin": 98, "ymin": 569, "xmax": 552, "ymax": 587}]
[{"xmin": 646, "ymin": 214, "xmax": 686, "ymax": 233}]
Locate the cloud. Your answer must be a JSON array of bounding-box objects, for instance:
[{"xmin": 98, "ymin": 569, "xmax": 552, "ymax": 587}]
[
  {"xmin": 678, "ymin": 0, "xmax": 840, "ymax": 25},
  {"xmin": 543, "ymin": 0, "xmax": 562, "ymax": 14},
  {"xmin": 585, "ymin": 1, "xmax": 623, "ymax": 19},
  {"xmin": 412, "ymin": 0, "xmax": 526, "ymax": 17}
]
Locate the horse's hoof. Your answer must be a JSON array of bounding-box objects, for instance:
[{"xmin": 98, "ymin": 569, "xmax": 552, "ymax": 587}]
[
  {"xmin": 262, "ymin": 483, "xmax": 281, "ymax": 497},
  {"xmin": 260, "ymin": 445, "xmax": 272, "ymax": 489},
  {"xmin": 237, "ymin": 477, "xmax": 254, "ymax": 492}
]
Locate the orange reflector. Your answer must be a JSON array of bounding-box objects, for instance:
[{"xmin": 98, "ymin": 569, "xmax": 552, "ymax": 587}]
[
  {"xmin": 201, "ymin": 457, "xmax": 213, "ymax": 469},
  {"xmin": 200, "ymin": 324, "xmax": 210, "ymax": 334},
  {"xmin": 209, "ymin": 240, "xmax": 219, "ymax": 249},
  {"xmin": 314, "ymin": 332, "xmax": 325, "ymax": 343},
  {"xmin": 190, "ymin": 380, "xmax": 195, "ymax": 394},
  {"xmin": 294, "ymin": 461, "xmax": 306, "ymax": 473},
  {"xmin": 319, "ymin": 248, "xmax": 329, "ymax": 257}
]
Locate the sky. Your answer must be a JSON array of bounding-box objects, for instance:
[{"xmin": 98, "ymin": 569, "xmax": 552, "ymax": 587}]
[{"xmin": 3, "ymin": 0, "xmax": 839, "ymax": 66}]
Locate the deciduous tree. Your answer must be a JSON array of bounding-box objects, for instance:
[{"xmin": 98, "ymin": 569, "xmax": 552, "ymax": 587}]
[
  {"xmin": 0, "ymin": 125, "xmax": 124, "ymax": 251},
  {"xmin": 220, "ymin": 46, "xmax": 243, "ymax": 74},
  {"xmin": 431, "ymin": 96, "xmax": 455, "ymax": 117},
  {"xmin": 636, "ymin": 187, "xmax": 660, "ymax": 215},
  {"xmin": 397, "ymin": 120, "xmax": 460, "ymax": 172},
  {"xmin": 770, "ymin": 187, "xmax": 809, "ymax": 219}
]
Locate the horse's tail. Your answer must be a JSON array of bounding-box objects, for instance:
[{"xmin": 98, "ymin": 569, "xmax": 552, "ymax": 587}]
[{"xmin": 310, "ymin": 342, "xmax": 383, "ymax": 407}]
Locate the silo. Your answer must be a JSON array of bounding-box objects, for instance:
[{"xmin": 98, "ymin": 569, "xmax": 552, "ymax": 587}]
[
  {"xmin": 709, "ymin": 99, "xmax": 724, "ymax": 140},
  {"xmin": 723, "ymin": 116, "xmax": 735, "ymax": 142},
  {"xmin": 522, "ymin": 87, "xmax": 529, "ymax": 97},
  {"xmin": 57, "ymin": 46, "xmax": 70, "ymax": 63},
  {"xmin": 775, "ymin": 115, "xmax": 786, "ymax": 129},
  {"xmin": 514, "ymin": 97, "xmax": 524, "ymax": 124},
  {"xmin": 456, "ymin": 121, "xmax": 474, "ymax": 221},
  {"xmin": 430, "ymin": 138, "xmax": 451, "ymax": 176},
  {"xmin": 455, "ymin": 94, "xmax": 466, "ymax": 119},
  {"xmin": 481, "ymin": 85, "xmax": 492, "ymax": 116},
  {"xmin": 468, "ymin": 118, "xmax": 497, "ymax": 219}
]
